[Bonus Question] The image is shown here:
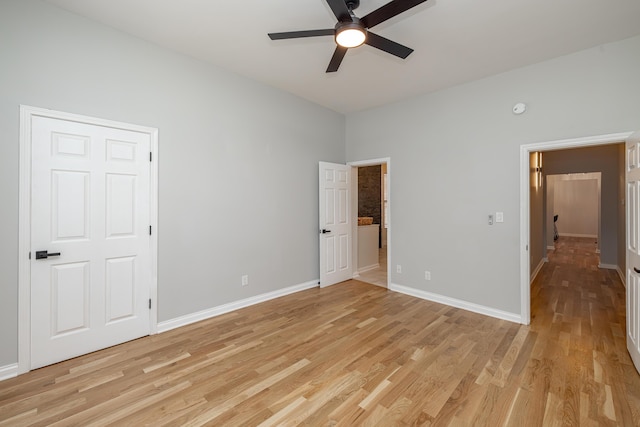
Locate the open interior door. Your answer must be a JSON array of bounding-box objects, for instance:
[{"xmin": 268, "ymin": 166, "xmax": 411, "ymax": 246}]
[
  {"xmin": 319, "ymin": 162, "xmax": 353, "ymax": 287},
  {"xmin": 627, "ymin": 131, "xmax": 640, "ymax": 373}
]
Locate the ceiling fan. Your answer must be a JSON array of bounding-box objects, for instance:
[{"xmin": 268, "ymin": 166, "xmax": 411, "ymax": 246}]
[{"xmin": 268, "ymin": 0, "xmax": 428, "ymax": 72}]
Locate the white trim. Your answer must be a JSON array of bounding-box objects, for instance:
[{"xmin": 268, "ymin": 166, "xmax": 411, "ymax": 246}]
[
  {"xmin": 348, "ymin": 157, "xmax": 391, "ymax": 289},
  {"xmin": 530, "ymin": 258, "xmax": 546, "ymax": 284},
  {"xmin": 0, "ymin": 364, "xmax": 18, "ymax": 382},
  {"xmin": 558, "ymin": 233, "xmax": 598, "ymax": 239},
  {"xmin": 157, "ymin": 280, "xmax": 319, "ymax": 333},
  {"xmin": 520, "ymin": 131, "xmax": 632, "ymax": 326},
  {"xmin": 390, "ymin": 283, "xmax": 521, "ymax": 323},
  {"xmin": 547, "ymin": 245, "xmax": 555, "ymax": 251},
  {"xmin": 357, "ymin": 263, "xmax": 380, "ymax": 274},
  {"xmin": 599, "ymin": 263, "xmax": 618, "ymax": 270},
  {"xmin": 18, "ymin": 106, "xmax": 32, "ymax": 375},
  {"xmin": 596, "ymin": 249, "xmax": 601, "ymax": 254},
  {"xmin": 18, "ymin": 105, "xmax": 159, "ymax": 374},
  {"xmin": 617, "ymin": 266, "xmax": 626, "ymax": 288}
]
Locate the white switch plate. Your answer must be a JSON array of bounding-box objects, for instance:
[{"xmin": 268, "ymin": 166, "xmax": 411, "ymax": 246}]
[
  {"xmin": 241, "ymin": 275, "xmax": 249, "ymax": 286},
  {"xmin": 425, "ymin": 271, "xmax": 431, "ymax": 280},
  {"xmin": 496, "ymin": 212, "xmax": 504, "ymax": 223},
  {"xmin": 396, "ymin": 265, "xmax": 402, "ymax": 274}
]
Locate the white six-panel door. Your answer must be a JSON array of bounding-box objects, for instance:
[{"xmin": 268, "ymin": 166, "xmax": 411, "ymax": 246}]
[
  {"xmin": 627, "ymin": 131, "xmax": 640, "ymax": 373},
  {"xmin": 319, "ymin": 162, "xmax": 352, "ymax": 287},
  {"xmin": 30, "ymin": 114, "xmax": 152, "ymax": 369}
]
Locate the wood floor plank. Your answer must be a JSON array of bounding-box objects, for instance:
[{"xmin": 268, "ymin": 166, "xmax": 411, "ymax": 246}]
[{"xmin": 1, "ymin": 237, "xmax": 640, "ymax": 425}]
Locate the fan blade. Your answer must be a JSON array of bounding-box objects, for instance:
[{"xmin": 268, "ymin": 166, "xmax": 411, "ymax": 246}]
[
  {"xmin": 268, "ymin": 29, "xmax": 334, "ymax": 40},
  {"xmin": 365, "ymin": 32, "xmax": 413, "ymax": 59},
  {"xmin": 361, "ymin": 0, "xmax": 428, "ymax": 29},
  {"xmin": 326, "ymin": 0, "xmax": 352, "ymax": 22},
  {"xmin": 326, "ymin": 46, "xmax": 348, "ymax": 73}
]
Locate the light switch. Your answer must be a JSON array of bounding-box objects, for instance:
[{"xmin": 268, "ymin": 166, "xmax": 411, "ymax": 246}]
[
  {"xmin": 488, "ymin": 214, "xmax": 494, "ymax": 225},
  {"xmin": 496, "ymin": 212, "xmax": 504, "ymax": 223}
]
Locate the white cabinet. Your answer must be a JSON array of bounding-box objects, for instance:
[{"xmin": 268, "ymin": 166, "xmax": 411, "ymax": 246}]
[{"xmin": 358, "ymin": 224, "xmax": 380, "ymax": 272}]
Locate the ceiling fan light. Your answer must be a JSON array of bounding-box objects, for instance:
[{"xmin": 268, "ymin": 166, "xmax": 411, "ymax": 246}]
[{"xmin": 335, "ymin": 23, "xmax": 366, "ymax": 48}]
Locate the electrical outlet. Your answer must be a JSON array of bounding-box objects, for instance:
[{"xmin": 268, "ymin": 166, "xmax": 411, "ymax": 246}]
[
  {"xmin": 425, "ymin": 271, "xmax": 431, "ymax": 280},
  {"xmin": 241, "ymin": 275, "xmax": 249, "ymax": 286},
  {"xmin": 496, "ymin": 212, "xmax": 504, "ymax": 223},
  {"xmin": 396, "ymin": 264, "xmax": 402, "ymax": 274}
]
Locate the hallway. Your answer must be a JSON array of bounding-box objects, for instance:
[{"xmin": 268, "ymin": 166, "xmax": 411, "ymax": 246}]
[{"xmin": 529, "ymin": 236, "xmax": 638, "ymax": 424}]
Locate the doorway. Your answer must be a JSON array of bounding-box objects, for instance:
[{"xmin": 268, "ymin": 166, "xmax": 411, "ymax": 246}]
[
  {"xmin": 520, "ymin": 132, "xmax": 631, "ymax": 324},
  {"xmin": 349, "ymin": 158, "xmax": 390, "ymax": 288},
  {"xmin": 546, "ymin": 172, "xmax": 601, "ymax": 260}
]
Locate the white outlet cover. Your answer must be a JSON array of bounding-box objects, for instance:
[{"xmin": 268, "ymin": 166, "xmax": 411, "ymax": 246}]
[{"xmin": 496, "ymin": 212, "xmax": 504, "ymax": 223}]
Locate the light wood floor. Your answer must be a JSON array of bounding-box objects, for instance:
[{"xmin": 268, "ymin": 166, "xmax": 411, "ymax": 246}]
[{"xmin": 2, "ymin": 237, "xmax": 640, "ymax": 425}]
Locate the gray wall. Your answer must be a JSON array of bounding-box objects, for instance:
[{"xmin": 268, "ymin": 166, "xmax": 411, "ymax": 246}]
[
  {"xmin": 0, "ymin": 0, "xmax": 345, "ymax": 367},
  {"xmin": 544, "ymin": 146, "xmax": 622, "ymax": 266},
  {"xmin": 345, "ymin": 36, "xmax": 640, "ymax": 315}
]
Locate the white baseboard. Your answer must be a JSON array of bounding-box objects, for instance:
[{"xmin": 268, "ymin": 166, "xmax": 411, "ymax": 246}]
[
  {"xmin": 599, "ymin": 263, "xmax": 618, "ymax": 270},
  {"xmin": 530, "ymin": 258, "xmax": 546, "ymax": 284},
  {"xmin": 157, "ymin": 279, "xmax": 319, "ymax": 333},
  {"xmin": 559, "ymin": 233, "xmax": 597, "ymax": 239},
  {"xmin": 389, "ymin": 283, "xmax": 522, "ymax": 324},
  {"xmin": 357, "ymin": 263, "xmax": 380, "ymax": 274},
  {"xmin": 617, "ymin": 266, "xmax": 626, "ymax": 288},
  {"xmin": 0, "ymin": 363, "xmax": 18, "ymax": 382}
]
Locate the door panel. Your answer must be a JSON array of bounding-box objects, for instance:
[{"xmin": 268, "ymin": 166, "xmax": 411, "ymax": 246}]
[
  {"xmin": 105, "ymin": 256, "xmax": 136, "ymax": 323},
  {"xmin": 30, "ymin": 115, "xmax": 151, "ymax": 369},
  {"xmin": 627, "ymin": 131, "xmax": 640, "ymax": 373},
  {"xmin": 106, "ymin": 173, "xmax": 136, "ymax": 237},
  {"xmin": 52, "ymin": 171, "xmax": 90, "ymax": 240},
  {"xmin": 319, "ymin": 162, "xmax": 353, "ymax": 287},
  {"xmin": 51, "ymin": 262, "xmax": 90, "ymax": 336}
]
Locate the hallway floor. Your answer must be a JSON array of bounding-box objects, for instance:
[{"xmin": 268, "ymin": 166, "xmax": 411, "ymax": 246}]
[
  {"xmin": 357, "ymin": 247, "xmax": 388, "ymax": 287},
  {"xmin": 529, "ymin": 236, "xmax": 638, "ymax": 425}
]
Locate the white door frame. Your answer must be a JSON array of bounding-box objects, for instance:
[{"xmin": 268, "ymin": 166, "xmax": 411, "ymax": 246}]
[
  {"xmin": 348, "ymin": 157, "xmax": 391, "ymax": 288},
  {"xmin": 520, "ymin": 131, "xmax": 632, "ymax": 325},
  {"xmin": 18, "ymin": 105, "xmax": 159, "ymax": 374}
]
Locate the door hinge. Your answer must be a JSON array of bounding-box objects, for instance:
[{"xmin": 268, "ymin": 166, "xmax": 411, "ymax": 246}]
[
  {"xmin": 149, "ymin": 225, "xmax": 152, "ymax": 235},
  {"xmin": 28, "ymin": 252, "xmax": 31, "ymax": 260},
  {"xmin": 149, "ymin": 152, "xmax": 152, "ymax": 162},
  {"xmin": 149, "ymin": 299, "xmax": 152, "ymax": 309}
]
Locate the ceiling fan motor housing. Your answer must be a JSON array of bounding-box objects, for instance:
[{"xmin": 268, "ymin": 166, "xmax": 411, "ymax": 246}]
[
  {"xmin": 335, "ymin": 17, "xmax": 366, "ymax": 33},
  {"xmin": 335, "ymin": 18, "xmax": 367, "ymax": 47},
  {"xmin": 346, "ymin": 0, "xmax": 360, "ymax": 12}
]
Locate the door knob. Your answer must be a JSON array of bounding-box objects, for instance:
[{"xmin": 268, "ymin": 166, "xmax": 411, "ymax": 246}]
[
  {"xmin": 320, "ymin": 229, "xmax": 331, "ymax": 234},
  {"xmin": 35, "ymin": 250, "xmax": 61, "ymax": 260},
  {"xmin": 635, "ymin": 267, "xmax": 640, "ymax": 274}
]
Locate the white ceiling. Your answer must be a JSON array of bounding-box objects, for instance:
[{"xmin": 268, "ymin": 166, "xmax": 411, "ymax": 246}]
[{"xmin": 45, "ymin": 0, "xmax": 640, "ymax": 114}]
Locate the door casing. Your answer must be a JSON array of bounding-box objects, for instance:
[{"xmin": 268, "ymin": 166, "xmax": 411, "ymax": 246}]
[
  {"xmin": 520, "ymin": 131, "xmax": 632, "ymax": 325},
  {"xmin": 18, "ymin": 105, "xmax": 159, "ymax": 374},
  {"xmin": 348, "ymin": 158, "xmax": 391, "ymax": 288}
]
